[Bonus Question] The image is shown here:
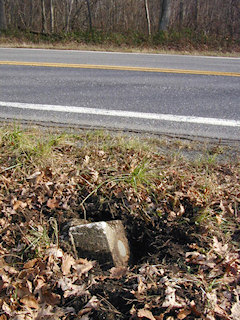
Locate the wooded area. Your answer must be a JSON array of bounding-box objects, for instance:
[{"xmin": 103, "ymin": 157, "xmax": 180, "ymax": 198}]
[{"xmin": 0, "ymin": 0, "xmax": 239, "ymax": 39}]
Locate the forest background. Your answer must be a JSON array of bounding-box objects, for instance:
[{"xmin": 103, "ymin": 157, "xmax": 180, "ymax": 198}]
[{"xmin": 0, "ymin": 0, "xmax": 239, "ymax": 52}]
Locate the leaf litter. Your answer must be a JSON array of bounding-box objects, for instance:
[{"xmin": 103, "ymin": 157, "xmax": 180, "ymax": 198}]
[{"xmin": 0, "ymin": 125, "xmax": 239, "ymax": 319}]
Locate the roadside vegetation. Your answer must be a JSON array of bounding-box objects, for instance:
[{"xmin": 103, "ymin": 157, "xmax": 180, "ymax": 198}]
[
  {"xmin": 0, "ymin": 28, "xmax": 239, "ymax": 56},
  {"xmin": 0, "ymin": 124, "xmax": 239, "ymax": 319}
]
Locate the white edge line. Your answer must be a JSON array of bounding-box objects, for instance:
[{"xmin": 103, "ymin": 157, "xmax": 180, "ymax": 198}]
[{"xmin": 0, "ymin": 101, "xmax": 239, "ymax": 128}]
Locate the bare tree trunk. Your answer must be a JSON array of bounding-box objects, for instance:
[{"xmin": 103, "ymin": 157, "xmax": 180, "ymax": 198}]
[
  {"xmin": 66, "ymin": 0, "xmax": 74, "ymax": 32},
  {"xmin": 228, "ymin": 0, "xmax": 234, "ymax": 37},
  {"xmin": 159, "ymin": 0, "xmax": 171, "ymax": 31},
  {"xmin": 41, "ymin": 0, "xmax": 47, "ymax": 33},
  {"xmin": 86, "ymin": 0, "xmax": 93, "ymax": 31},
  {"xmin": 0, "ymin": 0, "xmax": 7, "ymax": 30},
  {"xmin": 29, "ymin": 0, "xmax": 33, "ymax": 30},
  {"xmin": 194, "ymin": 0, "xmax": 198, "ymax": 29},
  {"xmin": 179, "ymin": 0, "xmax": 183, "ymax": 28},
  {"xmin": 50, "ymin": 0, "xmax": 55, "ymax": 33},
  {"xmin": 144, "ymin": 0, "xmax": 151, "ymax": 36}
]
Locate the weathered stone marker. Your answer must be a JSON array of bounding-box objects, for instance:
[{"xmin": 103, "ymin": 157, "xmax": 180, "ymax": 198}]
[{"xmin": 69, "ymin": 220, "xmax": 130, "ymax": 268}]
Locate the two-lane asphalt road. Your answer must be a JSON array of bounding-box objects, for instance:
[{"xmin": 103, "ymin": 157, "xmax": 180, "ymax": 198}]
[{"xmin": 0, "ymin": 48, "xmax": 239, "ymax": 140}]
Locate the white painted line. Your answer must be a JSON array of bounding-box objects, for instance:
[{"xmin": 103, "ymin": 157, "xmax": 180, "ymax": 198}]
[{"xmin": 0, "ymin": 101, "xmax": 239, "ymax": 128}]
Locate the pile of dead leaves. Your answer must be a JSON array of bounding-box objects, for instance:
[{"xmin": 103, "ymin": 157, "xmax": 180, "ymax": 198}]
[
  {"xmin": 0, "ymin": 247, "xmax": 97, "ymax": 319},
  {"xmin": 1, "ymin": 240, "xmax": 239, "ymax": 319},
  {"xmin": 0, "ymin": 127, "xmax": 239, "ymax": 319}
]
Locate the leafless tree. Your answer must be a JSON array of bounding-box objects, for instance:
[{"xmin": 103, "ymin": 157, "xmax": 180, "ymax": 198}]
[
  {"xmin": 1, "ymin": 0, "xmax": 239, "ymax": 40},
  {"xmin": 85, "ymin": 0, "xmax": 93, "ymax": 31},
  {"xmin": 50, "ymin": 0, "xmax": 55, "ymax": 33},
  {"xmin": 41, "ymin": 0, "xmax": 47, "ymax": 33},
  {"xmin": 65, "ymin": 0, "xmax": 74, "ymax": 32},
  {"xmin": 144, "ymin": 0, "xmax": 151, "ymax": 36},
  {"xmin": 159, "ymin": 0, "xmax": 172, "ymax": 31},
  {"xmin": 0, "ymin": 0, "xmax": 6, "ymax": 30}
]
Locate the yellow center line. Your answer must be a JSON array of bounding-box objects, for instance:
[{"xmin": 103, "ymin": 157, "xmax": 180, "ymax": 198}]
[{"xmin": 1, "ymin": 60, "xmax": 240, "ymax": 77}]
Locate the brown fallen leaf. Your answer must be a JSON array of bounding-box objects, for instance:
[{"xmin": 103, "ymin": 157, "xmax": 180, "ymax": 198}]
[
  {"xmin": 46, "ymin": 246, "xmax": 64, "ymax": 258},
  {"xmin": 27, "ymin": 171, "xmax": 43, "ymax": 184},
  {"xmin": 83, "ymin": 155, "xmax": 90, "ymax": 166},
  {"xmin": 47, "ymin": 198, "xmax": 60, "ymax": 209},
  {"xmin": 23, "ymin": 258, "xmax": 39, "ymax": 269},
  {"xmin": 3, "ymin": 265, "xmax": 18, "ymax": 275},
  {"xmin": 44, "ymin": 167, "xmax": 53, "ymax": 178},
  {"xmin": 13, "ymin": 200, "xmax": 27, "ymax": 211},
  {"xmin": 214, "ymin": 304, "xmax": 229, "ymax": 319},
  {"xmin": 231, "ymin": 302, "xmax": 240, "ymax": 320},
  {"xmin": 0, "ymin": 257, "xmax": 6, "ymax": 268},
  {"xmin": 231, "ymin": 290, "xmax": 240, "ymax": 320},
  {"xmin": 20, "ymin": 295, "xmax": 39, "ymax": 309},
  {"xmin": 220, "ymin": 200, "xmax": 235, "ymax": 216},
  {"xmin": 89, "ymin": 169, "xmax": 99, "ymax": 182},
  {"xmin": 0, "ymin": 273, "xmax": 11, "ymax": 290},
  {"xmin": 154, "ymin": 316, "xmax": 164, "ymax": 320},
  {"xmin": 177, "ymin": 204, "xmax": 185, "ymax": 217},
  {"xmin": 78, "ymin": 315, "xmax": 90, "ymax": 320},
  {"xmin": 109, "ymin": 266, "xmax": 128, "ymax": 279},
  {"xmin": 138, "ymin": 276, "xmax": 147, "ymax": 295},
  {"xmin": 62, "ymin": 253, "xmax": 75, "ymax": 275},
  {"xmin": 1, "ymin": 301, "xmax": 12, "ymax": 316},
  {"xmin": 63, "ymin": 285, "xmax": 88, "ymax": 298},
  {"xmin": 34, "ymin": 305, "xmax": 55, "ymax": 320},
  {"xmin": 73, "ymin": 260, "xmax": 95, "ymax": 277},
  {"xmin": 77, "ymin": 307, "xmax": 92, "ymax": 317},
  {"xmin": 58, "ymin": 277, "xmax": 88, "ymax": 298},
  {"xmin": 212, "ymin": 236, "xmax": 228, "ymax": 257},
  {"xmin": 162, "ymin": 286, "xmax": 183, "ymax": 309},
  {"xmin": 139, "ymin": 264, "xmax": 163, "ymax": 278},
  {"xmin": 137, "ymin": 308, "xmax": 156, "ymax": 320},
  {"xmin": 0, "ymin": 218, "xmax": 10, "ymax": 230},
  {"xmin": 131, "ymin": 276, "xmax": 147, "ymax": 300},
  {"xmin": 77, "ymin": 296, "xmax": 100, "ymax": 317},
  {"xmin": 84, "ymin": 295, "xmax": 100, "ymax": 309},
  {"xmin": 177, "ymin": 308, "xmax": 191, "ymax": 319},
  {"xmin": 41, "ymin": 291, "xmax": 61, "ymax": 305},
  {"xmin": 185, "ymin": 251, "xmax": 216, "ymax": 268},
  {"xmin": 190, "ymin": 301, "xmax": 202, "ymax": 317},
  {"xmin": 34, "ymin": 276, "xmax": 46, "ymax": 295},
  {"xmin": 16, "ymin": 281, "xmax": 32, "ymax": 299},
  {"xmin": 215, "ymin": 214, "xmax": 222, "ymax": 225},
  {"xmin": 130, "ymin": 304, "xmax": 137, "ymax": 317}
]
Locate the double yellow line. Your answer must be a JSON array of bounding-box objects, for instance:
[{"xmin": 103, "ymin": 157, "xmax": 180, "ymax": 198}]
[{"xmin": 1, "ymin": 60, "xmax": 240, "ymax": 77}]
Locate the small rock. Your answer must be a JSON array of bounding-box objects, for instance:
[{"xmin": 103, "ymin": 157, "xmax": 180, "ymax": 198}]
[{"xmin": 69, "ymin": 220, "xmax": 130, "ymax": 268}]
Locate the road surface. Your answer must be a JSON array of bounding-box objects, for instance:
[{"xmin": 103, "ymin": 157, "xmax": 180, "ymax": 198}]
[{"xmin": 0, "ymin": 48, "xmax": 239, "ymax": 140}]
